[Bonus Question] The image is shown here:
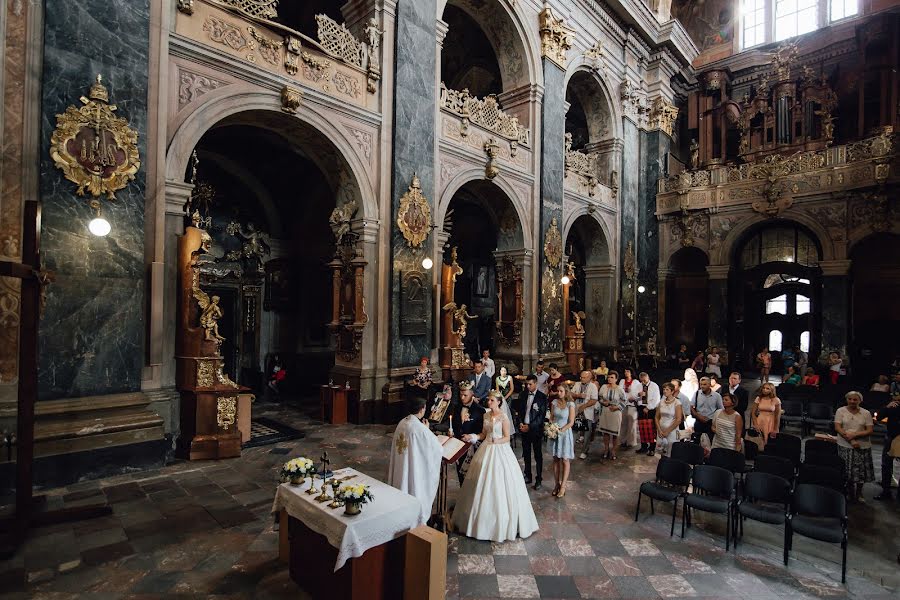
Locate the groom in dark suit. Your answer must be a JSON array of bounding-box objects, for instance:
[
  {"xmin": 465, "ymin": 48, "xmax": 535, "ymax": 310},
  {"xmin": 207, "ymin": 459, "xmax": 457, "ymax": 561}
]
[
  {"xmin": 450, "ymin": 383, "xmax": 486, "ymax": 484},
  {"xmin": 513, "ymin": 374, "xmax": 548, "ymax": 490}
]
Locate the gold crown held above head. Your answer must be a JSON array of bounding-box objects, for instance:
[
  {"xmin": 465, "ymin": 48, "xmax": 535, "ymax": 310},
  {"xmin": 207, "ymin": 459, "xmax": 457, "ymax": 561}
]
[{"xmin": 458, "ymin": 380, "xmax": 473, "ymax": 391}]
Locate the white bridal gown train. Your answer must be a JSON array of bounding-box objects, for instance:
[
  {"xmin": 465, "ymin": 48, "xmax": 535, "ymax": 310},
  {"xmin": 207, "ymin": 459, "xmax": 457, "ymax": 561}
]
[{"xmin": 452, "ymin": 414, "xmax": 539, "ymax": 542}]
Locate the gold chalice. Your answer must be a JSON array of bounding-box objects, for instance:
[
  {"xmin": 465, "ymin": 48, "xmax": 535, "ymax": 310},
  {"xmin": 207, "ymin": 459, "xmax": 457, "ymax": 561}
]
[
  {"xmin": 305, "ymin": 473, "xmax": 319, "ymax": 495},
  {"xmin": 315, "ymin": 478, "xmax": 332, "ymax": 503},
  {"xmin": 328, "ymin": 479, "xmax": 344, "ymax": 509}
]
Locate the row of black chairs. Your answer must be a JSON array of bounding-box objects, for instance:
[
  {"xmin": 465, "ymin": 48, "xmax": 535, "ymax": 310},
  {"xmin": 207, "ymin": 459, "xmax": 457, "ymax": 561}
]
[{"xmin": 635, "ymin": 458, "xmax": 849, "ymax": 582}]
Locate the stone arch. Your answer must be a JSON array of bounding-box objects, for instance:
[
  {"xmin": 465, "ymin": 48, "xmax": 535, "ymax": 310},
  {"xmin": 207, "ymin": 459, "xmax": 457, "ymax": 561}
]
[
  {"xmin": 563, "ymin": 63, "xmax": 623, "ymax": 141},
  {"xmin": 165, "ymin": 86, "xmax": 377, "ymax": 221},
  {"xmin": 561, "ymin": 207, "xmax": 613, "ymax": 266},
  {"xmin": 437, "ymin": 0, "xmax": 541, "ymax": 92},
  {"xmin": 437, "ymin": 168, "xmax": 532, "ymax": 249},
  {"xmin": 713, "ymin": 213, "xmax": 835, "ymax": 266}
]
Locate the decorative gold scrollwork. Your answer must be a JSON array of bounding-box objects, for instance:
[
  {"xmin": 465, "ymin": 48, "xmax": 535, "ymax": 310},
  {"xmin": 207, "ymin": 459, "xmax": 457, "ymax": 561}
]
[
  {"xmin": 217, "ymin": 396, "xmax": 238, "ymax": 430},
  {"xmin": 396, "ymin": 174, "xmax": 431, "ymax": 248},
  {"xmin": 543, "ymin": 217, "xmax": 562, "ymax": 268},
  {"xmin": 49, "ymin": 75, "xmax": 140, "ymax": 200}
]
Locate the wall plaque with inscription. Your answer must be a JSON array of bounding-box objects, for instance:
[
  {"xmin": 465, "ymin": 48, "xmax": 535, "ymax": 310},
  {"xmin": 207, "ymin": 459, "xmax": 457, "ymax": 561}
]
[{"xmin": 400, "ymin": 270, "xmax": 427, "ymax": 336}]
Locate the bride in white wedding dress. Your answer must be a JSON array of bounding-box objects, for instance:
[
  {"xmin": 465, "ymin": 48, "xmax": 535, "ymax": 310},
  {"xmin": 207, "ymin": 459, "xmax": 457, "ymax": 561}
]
[{"xmin": 452, "ymin": 391, "xmax": 539, "ymax": 542}]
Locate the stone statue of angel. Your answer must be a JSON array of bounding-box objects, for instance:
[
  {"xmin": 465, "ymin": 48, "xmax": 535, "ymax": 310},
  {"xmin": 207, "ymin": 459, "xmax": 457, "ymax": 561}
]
[
  {"xmin": 329, "ymin": 198, "xmax": 358, "ymax": 243},
  {"xmin": 226, "ymin": 221, "xmax": 270, "ymax": 272},
  {"xmin": 443, "ymin": 302, "xmax": 477, "ymax": 340},
  {"xmin": 196, "ymin": 290, "xmax": 225, "ymax": 343}
]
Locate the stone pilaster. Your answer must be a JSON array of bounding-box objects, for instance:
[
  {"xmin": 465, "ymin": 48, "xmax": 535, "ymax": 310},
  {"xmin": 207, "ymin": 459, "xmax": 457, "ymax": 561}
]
[
  {"xmin": 582, "ymin": 265, "xmax": 617, "ymax": 349},
  {"xmin": 819, "ymin": 260, "xmax": 852, "ymax": 363},
  {"xmin": 537, "ymin": 58, "xmax": 566, "ymax": 355},
  {"xmin": 707, "ymin": 265, "xmax": 730, "ymax": 351},
  {"xmin": 38, "ymin": 0, "xmax": 151, "ymax": 400},
  {"xmin": 388, "ymin": 0, "xmax": 437, "ymax": 368}
]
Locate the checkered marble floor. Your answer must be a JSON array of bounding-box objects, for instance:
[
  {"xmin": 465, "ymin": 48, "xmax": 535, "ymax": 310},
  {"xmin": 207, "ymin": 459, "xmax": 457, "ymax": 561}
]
[{"xmin": 1, "ymin": 402, "xmax": 897, "ymax": 599}]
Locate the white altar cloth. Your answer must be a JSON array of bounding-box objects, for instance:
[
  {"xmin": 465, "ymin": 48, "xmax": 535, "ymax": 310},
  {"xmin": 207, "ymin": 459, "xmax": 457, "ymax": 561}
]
[{"xmin": 271, "ymin": 467, "xmax": 421, "ymax": 571}]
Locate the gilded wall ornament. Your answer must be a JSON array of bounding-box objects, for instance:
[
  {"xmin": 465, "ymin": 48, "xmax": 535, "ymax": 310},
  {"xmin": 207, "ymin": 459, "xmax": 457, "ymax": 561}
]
[
  {"xmin": 539, "ymin": 2, "xmax": 575, "ymax": 68},
  {"xmin": 216, "ymin": 396, "xmax": 238, "ymax": 430},
  {"xmin": 396, "ymin": 173, "xmax": 431, "ymax": 248},
  {"xmin": 649, "ymin": 98, "xmax": 679, "ymax": 137},
  {"xmin": 543, "ymin": 217, "xmax": 563, "ymax": 268},
  {"xmin": 197, "ymin": 360, "xmax": 215, "ymax": 387},
  {"xmin": 281, "ymin": 85, "xmax": 301, "ymax": 113},
  {"xmin": 49, "ymin": 75, "xmax": 140, "ymax": 199},
  {"xmin": 623, "ymin": 241, "xmax": 636, "ymax": 280},
  {"xmin": 484, "ymin": 137, "xmax": 500, "ymax": 179}
]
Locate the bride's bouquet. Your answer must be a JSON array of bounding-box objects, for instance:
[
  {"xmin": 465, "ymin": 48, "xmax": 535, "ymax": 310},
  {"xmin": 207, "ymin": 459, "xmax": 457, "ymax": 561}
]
[{"xmin": 544, "ymin": 423, "xmax": 560, "ymax": 440}]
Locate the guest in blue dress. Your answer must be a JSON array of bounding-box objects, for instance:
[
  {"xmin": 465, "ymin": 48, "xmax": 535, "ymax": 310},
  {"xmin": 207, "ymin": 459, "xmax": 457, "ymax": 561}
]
[{"xmin": 547, "ymin": 382, "xmax": 576, "ymax": 498}]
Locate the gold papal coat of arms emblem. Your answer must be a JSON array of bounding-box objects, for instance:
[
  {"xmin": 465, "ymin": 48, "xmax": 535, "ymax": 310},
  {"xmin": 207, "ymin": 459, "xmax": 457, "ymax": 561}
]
[{"xmin": 49, "ymin": 75, "xmax": 141, "ymax": 199}]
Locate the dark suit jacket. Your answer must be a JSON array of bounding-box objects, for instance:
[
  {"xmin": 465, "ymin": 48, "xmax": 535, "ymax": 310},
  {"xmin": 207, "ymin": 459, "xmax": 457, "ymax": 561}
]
[
  {"xmin": 513, "ymin": 389, "xmax": 548, "ymax": 438},
  {"xmin": 450, "ymin": 400, "xmax": 485, "ymax": 440},
  {"xmin": 467, "ymin": 372, "xmax": 492, "ymax": 400},
  {"xmin": 729, "ymin": 385, "xmax": 750, "ymax": 420}
]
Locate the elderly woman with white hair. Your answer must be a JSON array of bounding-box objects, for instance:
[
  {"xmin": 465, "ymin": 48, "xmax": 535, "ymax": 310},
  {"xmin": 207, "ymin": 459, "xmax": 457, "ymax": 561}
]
[{"xmin": 834, "ymin": 391, "xmax": 875, "ymax": 502}]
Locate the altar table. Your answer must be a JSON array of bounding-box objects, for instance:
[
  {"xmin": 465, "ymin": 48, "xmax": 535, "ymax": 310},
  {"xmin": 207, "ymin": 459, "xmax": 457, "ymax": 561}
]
[{"xmin": 272, "ymin": 467, "xmax": 423, "ymax": 599}]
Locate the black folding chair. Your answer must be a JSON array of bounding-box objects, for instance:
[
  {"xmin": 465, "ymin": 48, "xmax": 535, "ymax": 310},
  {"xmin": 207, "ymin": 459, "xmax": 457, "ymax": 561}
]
[
  {"xmin": 803, "ymin": 403, "xmax": 834, "ymax": 436},
  {"xmin": 736, "ymin": 471, "xmax": 791, "ymax": 550},
  {"xmin": 754, "ymin": 454, "xmax": 795, "ymax": 483},
  {"xmin": 634, "ymin": 457, "xmax": 692, "ymax": 536},
  {"xmin": 671, "ymin": 440, "xmax": 705, "ymax": 466},
  {"xmin": 682, "ymin": 465, "xmax": 736, "ymax": 550},
  {"xmin": 768, "ymin": 433, "xmax": 802, "ymax": 466},
  {"xmin": 803, "ymin": 451, "xmax": 845, "ymax": 475},
  {"xmin": 708, "ymin": 447, "xmax": 748, "ymax": 491},
  {"xmin": 797, "ymin": 463, "xmax": 844, "ymax": 493},
  {"xmin": 803, "ymin": 438, "xmax": 837, "ymax": 458},
  {"xmin": 785, "ymin": 484, "xmax": 848, "ymax": 582},
  {"xmin": 779, "ymin": 400, "xmax": 804, "ymax": 433}
]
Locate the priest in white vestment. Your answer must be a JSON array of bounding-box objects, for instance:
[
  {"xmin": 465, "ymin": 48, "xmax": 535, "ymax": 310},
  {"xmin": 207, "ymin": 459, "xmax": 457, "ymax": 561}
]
[{"xmin": 388, "ymin": 397, "xmax": 443, "ymax": 526}]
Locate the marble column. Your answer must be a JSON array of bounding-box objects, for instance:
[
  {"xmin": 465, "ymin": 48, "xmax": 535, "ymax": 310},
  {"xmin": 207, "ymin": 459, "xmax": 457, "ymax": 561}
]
[
  {"xmin": 38, "ymin": 0, "xmax": 151, "ymax": 399},
  {"xmin": 537, "ymin": 60, "xmax": 566, "ymax": 355},
  {"xmin": 819, "ymin": 260, "xmax": 851, "ymax": 363},
  {"xmin": 656, "ymin": 267, "xmax": 673, "ymax": 353},
  {"xmin": 619, "ymin": 119, "xmax": 640, "ymax": 345},
  {"xmin": 707, "ymin": 265, "xmax": 730, "ymax": 351},
  {"xmin": 389, "ymin": 0, "xmax": 437, "ymax": 368},
  {"xmin": 636, "ymin": 129, "xmax": 670, "ymax": 346}
]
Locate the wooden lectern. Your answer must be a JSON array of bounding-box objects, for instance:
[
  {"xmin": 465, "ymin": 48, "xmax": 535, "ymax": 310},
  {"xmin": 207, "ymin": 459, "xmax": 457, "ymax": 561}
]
[
  {"xmin": 321, "ymin": 385, "xmax": 358, "ymax": 425},
  {"xmin": 175, "ymin": 218, "xmax": 248, "ymax": 460}
]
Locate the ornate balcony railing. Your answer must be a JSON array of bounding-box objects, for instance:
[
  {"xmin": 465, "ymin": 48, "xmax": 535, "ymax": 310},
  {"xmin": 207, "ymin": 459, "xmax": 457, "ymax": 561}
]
[
  {"xmin": 659, "ymin": 128, "xmax": 896, "ymax": 194},
  {"xmin": 565, "ymin": 147, "xmax": 597, "ymax": 182},
  {"xmin": 439, "ymin": 83, "xmax": 530, "ymax": 146}
]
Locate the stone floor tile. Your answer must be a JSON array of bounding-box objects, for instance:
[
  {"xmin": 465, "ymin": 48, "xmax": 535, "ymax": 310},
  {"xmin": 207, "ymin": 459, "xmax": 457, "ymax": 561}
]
[
  {"xmin": 611, "ymin": 575, "xmax": 662, "ymax": 598},
  {"xmin": 599, "ymin": 556, "xmax": 643, "ymax": 577},
  {"xmin": 529, "ymin": 556, "xmax": 569, "ymax": 576},
  {"xmin": 564, "ymin": 556, "xmax": 603, "ymax": 576},
  {"xmin": 573, "ymin": 575, "xmax": 619, "ymax": 598},
  {"xmin": 646, "ymin": 574, "xmax": 697, "ymax": 597},
  {"xmin": 497, "ymin": 573, "xmax": 540, "ymax": 598},
  {"xmin": 493, "ymin": 555, "xmax": 533, "ymax": 575},
  {"xmin": 533, "ymin": 575, "xmax": 581, "ymax": 598},
  {"xmin": 457, "ymin": 574, "xmax": 499, "ymax": 598},
  {"xmin": 457, "ymin": 554, "xmax": 495, "ymax": 575}
]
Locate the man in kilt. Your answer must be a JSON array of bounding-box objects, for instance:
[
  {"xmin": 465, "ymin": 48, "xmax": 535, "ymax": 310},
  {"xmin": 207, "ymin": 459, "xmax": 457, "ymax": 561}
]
[{"xmin": 636, "ymin": 372, "xmax": 661, "ymax": 456}]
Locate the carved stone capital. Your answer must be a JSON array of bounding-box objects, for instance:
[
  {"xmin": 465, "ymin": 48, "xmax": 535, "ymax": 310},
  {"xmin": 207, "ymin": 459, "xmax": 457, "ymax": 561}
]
[
  {"xmin": 818, "ymin": 260, "xmax": 852, "ymax": 277},
  {"xmin": 706, "ymin": 265, "xmax": 731, "ymax": 280},
  {"xmin": 539, "ymin": 2, "xmax": 575, "ymax": 69}
]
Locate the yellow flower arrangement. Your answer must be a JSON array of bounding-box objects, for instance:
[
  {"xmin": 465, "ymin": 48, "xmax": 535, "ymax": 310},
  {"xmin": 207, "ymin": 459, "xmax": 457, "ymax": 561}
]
[{"xmin": 336, "ymin": 483, "xmax": 374, "ymax": 505}]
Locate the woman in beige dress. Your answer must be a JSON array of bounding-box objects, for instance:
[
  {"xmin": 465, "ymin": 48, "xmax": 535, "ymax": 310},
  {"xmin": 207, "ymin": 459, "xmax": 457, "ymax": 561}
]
[{"xmin": 751, "ymin": 382, "xmax": 781, "ymax": 449}]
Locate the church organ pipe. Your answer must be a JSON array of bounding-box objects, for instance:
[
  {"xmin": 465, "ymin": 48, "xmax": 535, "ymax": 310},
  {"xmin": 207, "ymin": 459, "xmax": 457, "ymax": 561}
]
[{"xmin": 776, "ymin": 94, "xmax": 791, "ymax": 145}]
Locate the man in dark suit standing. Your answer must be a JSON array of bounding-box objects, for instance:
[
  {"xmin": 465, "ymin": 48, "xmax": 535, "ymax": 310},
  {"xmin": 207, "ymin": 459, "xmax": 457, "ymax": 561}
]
[
  {"xmin": 450, "ymin": 382, "xmax": 486, "ymax": 484},
  {"xmin": 513, "ymin": 374, "xmax": 548, "ymax": 490},
  {"xmin": 727, "ymin": 371, "xmax": 750, "ymax": 432},
  {"xmin": 467, "ymin": 361, "xmax": 492, "ymax": 403}
]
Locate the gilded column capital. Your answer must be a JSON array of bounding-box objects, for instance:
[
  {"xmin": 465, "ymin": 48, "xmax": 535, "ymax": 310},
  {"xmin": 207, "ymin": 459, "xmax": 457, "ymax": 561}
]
[
  {"xmin": 648, "ymin": 97, "xmax": 679, "ymax": 137},
  {"xmin": 539, "ymin": 2, "xmax": 575, "ymax": 69}
]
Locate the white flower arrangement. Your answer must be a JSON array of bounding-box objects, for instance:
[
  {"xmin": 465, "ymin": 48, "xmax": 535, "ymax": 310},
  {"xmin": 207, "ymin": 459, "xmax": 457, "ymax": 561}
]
[
  {"xmin": 545, "ymin": 423, "xmax": 560, "ymax": 440},
  {"xmin": 336, "ymin": 483, "xmax": 374, "ymax": 505},
  {"xmin": 281, "ymin": 457, "xmax": 314, "ymax": 482}
]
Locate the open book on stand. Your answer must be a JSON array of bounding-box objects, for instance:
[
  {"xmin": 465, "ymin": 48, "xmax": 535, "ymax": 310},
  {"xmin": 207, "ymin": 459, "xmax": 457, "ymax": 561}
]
[{"xmin": 435, "ymin": 435, "xmax": 471, "ymax": 462}]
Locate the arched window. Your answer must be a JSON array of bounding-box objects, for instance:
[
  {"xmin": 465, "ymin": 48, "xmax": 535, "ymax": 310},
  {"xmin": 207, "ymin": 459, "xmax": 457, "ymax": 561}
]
[
  {"xmin": 796, "ymin": 295, "xmax": 810, "ymax": 316},
  {"xmin": 739, "ymin": 225, "xmax": 820, "ymax": 269},
  {"xmin": 769, "ymin": 330, "xmax": 783, "ymax": 352},
  {"xmin": 800, "ymin": 331, "xmax": 810, "ymax": 353}
]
